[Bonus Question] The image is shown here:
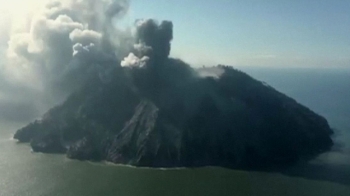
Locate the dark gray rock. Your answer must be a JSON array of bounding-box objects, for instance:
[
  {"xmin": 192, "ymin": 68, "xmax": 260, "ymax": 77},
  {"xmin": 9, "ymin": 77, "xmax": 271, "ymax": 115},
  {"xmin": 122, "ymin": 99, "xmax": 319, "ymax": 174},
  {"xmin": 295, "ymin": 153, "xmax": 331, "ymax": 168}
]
[
  {"xmin": 14, "ymin": 121, "xmax": 42, "ymax": 143},
  {"xmin": 31, "ymin": 134, "xmax": 66, "ymax": 154},
  {"xmin": 14, "ymin": 65, "xmax": 334, "ymax": 171},
  {"xmin": 107, "ymin": 100, "xmax": 182, "ymax": 167},
  {"xmin": 67, "ymin": 137, "xmax": 106, "ymax": 161}
]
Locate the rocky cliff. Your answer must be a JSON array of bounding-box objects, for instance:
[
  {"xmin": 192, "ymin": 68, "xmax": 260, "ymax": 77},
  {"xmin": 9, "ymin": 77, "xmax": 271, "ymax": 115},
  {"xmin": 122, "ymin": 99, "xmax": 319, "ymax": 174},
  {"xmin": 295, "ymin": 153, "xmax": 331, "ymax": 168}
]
[{"xmin": 14, "ymin": 63, "xmax": 333, "ymax": 170}]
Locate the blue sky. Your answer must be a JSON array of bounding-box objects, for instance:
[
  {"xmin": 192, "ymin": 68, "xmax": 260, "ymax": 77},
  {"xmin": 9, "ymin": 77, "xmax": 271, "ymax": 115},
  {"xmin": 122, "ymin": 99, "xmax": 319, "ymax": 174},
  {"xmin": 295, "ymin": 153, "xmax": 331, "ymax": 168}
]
[{"xmin": 125, "ymin": 0, "xmax": 350, "ymax": 68}]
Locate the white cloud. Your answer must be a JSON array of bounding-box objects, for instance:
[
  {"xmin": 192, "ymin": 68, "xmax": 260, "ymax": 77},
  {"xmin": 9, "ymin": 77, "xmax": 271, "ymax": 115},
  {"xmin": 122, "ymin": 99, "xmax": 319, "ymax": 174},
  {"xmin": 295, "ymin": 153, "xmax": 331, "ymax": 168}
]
[
  {"xmin": 69, "ymin": 29, "xmax": 102, "ymax": 44},
  {"xmin": 72, "ymin": 43, "xmax": 95, "ymax": 56},
  {"xmin": 121, "ymin": 53, "xmax": 149, "ymax": 67}
]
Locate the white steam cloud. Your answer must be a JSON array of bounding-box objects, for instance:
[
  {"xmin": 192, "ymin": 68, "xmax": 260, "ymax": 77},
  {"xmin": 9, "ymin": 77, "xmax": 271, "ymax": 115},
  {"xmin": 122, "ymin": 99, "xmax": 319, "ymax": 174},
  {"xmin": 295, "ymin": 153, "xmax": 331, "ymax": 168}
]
[
  {"xmin": 121, "ymin": 53, "xmax": 149, "ymax": 68},
  {"xmin": 0, "ymin": 4, "xmax": 223, "ymax": 122},
  {"xmin": 0, "ymin": 0, "xmax": 132, "ymax": 121}
]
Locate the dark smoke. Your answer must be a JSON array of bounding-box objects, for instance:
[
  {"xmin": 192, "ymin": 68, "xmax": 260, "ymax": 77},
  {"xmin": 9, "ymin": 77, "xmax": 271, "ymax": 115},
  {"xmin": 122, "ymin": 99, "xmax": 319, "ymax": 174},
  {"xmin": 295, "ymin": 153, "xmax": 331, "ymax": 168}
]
[
  {"xmin": 121, "ymin": 19, "xmax": 174, "ymax": 68},
  {"xmin": 0, "ymin": 1, "xmax": 187, "ymax": 122},
  {"xmin": 135, "ymin": 19, "xmax": 173, "ymax": 59}
]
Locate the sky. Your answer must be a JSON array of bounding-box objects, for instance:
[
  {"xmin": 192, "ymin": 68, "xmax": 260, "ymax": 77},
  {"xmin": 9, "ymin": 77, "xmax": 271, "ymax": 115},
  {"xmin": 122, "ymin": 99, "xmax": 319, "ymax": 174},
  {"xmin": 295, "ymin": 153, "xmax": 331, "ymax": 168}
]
[{"xmin": 125, "ymin": 0, "xmax": 350, "ymax": 68}]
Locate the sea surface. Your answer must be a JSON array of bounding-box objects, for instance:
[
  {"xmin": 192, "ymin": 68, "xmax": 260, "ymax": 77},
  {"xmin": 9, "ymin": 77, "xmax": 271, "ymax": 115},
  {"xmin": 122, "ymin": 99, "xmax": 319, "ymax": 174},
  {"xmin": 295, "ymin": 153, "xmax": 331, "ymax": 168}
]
[{"xmin": 0, "ymin": 67, "xmax": 349, "ymax": 196}]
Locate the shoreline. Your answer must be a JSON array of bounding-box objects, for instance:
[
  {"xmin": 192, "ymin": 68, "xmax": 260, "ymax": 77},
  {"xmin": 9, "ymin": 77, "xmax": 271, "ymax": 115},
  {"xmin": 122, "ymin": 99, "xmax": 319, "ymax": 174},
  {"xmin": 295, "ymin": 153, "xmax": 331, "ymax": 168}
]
[{"xmin": 12, "ymin": 137, "xmax": 350, "ymax": 186}]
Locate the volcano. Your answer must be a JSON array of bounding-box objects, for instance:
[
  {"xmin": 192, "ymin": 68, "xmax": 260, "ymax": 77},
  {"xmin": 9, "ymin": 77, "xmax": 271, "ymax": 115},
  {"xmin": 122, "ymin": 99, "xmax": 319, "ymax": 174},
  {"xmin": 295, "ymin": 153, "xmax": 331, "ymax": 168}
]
[{"xmin": 14, "ymin": 20, "xmax": 333, "ymax": 170}]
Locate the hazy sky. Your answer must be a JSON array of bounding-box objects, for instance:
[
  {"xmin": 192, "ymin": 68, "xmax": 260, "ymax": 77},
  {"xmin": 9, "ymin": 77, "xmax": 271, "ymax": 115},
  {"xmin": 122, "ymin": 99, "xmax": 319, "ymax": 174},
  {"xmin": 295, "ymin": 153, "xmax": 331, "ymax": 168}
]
[{"xmin": 126, "ymin": 0, "xmax": 350, "ymax": 68}]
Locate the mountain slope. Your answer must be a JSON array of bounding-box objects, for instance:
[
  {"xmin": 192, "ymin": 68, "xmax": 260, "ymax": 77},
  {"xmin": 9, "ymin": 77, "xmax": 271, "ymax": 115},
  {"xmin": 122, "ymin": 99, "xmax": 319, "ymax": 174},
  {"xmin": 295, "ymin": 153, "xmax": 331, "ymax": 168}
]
[{"xmin": 14, "ymin": 63, "xmax": 333, "ymax": 170}]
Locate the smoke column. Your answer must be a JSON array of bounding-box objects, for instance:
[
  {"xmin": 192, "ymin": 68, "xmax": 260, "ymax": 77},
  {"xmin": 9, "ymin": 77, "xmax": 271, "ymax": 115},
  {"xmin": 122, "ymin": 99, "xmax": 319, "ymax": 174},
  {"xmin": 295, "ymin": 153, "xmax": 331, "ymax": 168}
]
[{"xmin": 0, "ymin": 0, "xmax": 133, "ymax": 121}]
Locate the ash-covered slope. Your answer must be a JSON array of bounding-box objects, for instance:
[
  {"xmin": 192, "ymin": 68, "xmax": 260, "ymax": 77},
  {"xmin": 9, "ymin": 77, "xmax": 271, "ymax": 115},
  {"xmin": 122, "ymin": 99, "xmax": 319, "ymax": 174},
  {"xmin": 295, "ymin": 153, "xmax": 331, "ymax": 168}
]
[{"xmin": 14, "ymin": 20, "xmax": 333, "ymax": 170}]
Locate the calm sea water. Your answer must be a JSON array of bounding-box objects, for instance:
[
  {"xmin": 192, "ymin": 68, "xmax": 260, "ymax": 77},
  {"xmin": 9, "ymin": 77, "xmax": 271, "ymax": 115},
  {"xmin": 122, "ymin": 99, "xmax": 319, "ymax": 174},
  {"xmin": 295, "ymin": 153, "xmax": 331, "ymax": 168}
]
[{"xmin": 0, "ymin": 68, "xmax": 349, "ymax": 196}]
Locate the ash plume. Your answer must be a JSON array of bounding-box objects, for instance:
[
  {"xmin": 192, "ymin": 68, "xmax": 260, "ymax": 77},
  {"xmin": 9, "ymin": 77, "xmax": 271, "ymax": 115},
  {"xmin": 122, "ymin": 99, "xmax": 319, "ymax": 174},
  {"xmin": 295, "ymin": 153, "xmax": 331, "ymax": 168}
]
[
  {"xmin": 0, "ymin": 1, "xmax": 215, "ymax": 122},
  {"xmin": 0, "ymin": 0, "xmax": 132, "ymax": 121},
  {"xmin": 135, "ymin": 19, "xmax": 173, "ymax": 60},
  {"xmin": 121, "ymin": 19, "xmax": 174, "ymax": 68}
]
